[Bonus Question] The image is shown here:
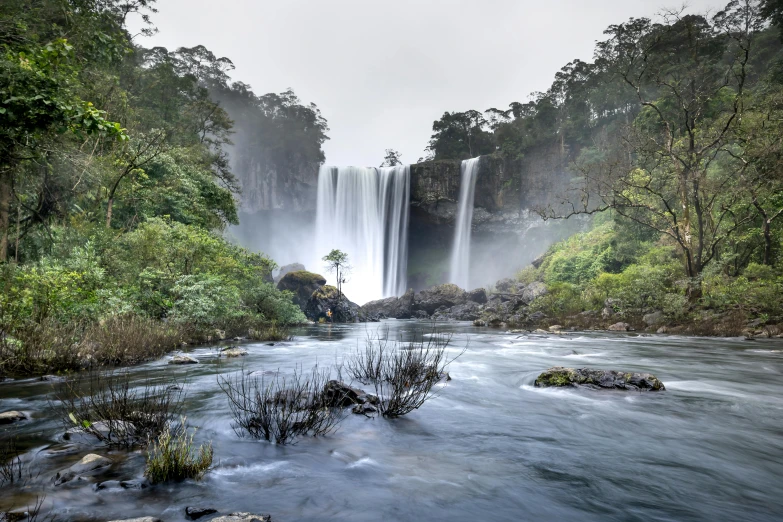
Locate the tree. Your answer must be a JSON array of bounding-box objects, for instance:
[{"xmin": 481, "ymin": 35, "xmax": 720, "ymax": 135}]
[
  {"xmin": 542, "ymin": 3, "xmax": 768, "ymax": 298},
  {"xmin": 322, "ymin": 249, "xmax": 350, "ymax": 303},
  {"xmin": 380, "ymin": 148, "xmax": 402, "ymax": 167},
  {"xmin": 426, "ymin": 110, "xmax": 495, "ymax": 160}
]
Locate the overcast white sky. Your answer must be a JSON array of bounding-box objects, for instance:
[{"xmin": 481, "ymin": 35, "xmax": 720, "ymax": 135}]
[{"xmin": 132, "ymin": 0, "xmax": 728, "ymax": 167}]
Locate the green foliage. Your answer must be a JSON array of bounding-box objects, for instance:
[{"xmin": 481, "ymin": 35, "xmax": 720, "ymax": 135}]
[{"xmin": 145, "ymin": 420, "xmax": 212, "ymax": 483}]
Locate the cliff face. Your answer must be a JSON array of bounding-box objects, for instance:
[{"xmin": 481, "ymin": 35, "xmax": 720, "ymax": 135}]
[
  {"xmin": 233, "ymin": 153, "xmax": 319, "ymax": 213},
  {"xmin": 409, "ymin": 143, "xmax": 575, "ymax": 229}
]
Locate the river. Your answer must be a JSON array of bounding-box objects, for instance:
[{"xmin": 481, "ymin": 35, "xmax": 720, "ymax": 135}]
[{"xmin": 1, "ymin": 321, "xmax": 782, "ymax": 521}]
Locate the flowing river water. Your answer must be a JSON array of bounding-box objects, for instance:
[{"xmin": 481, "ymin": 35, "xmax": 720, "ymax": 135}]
[{"xmin": 1, "ymin": 321, "xmax": 782, "ymax": 521}]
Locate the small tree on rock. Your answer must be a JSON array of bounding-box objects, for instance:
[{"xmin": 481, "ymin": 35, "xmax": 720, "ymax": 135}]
[{"xmin": 322, "ymin": 249, "xmax": 350, "ymax": 303}]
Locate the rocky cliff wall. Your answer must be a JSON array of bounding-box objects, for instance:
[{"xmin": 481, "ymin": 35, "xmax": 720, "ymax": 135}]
[{"xmin": 409, "ymin": 142, "xmax": 576, "ymax": 226}]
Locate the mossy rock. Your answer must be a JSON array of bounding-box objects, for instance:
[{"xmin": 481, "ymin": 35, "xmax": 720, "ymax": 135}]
[
  {"xmin": 276, "ymin": 271, "xmax": 327, "ymax": 310},
  {"xmin": 534, "ymin": 367, "xmax": 665, "ymax": 391}
]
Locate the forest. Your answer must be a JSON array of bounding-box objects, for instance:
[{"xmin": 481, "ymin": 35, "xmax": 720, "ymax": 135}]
[
  {"xmin": 0, "ymin": 0, "xmax": 329, "ymax": 375},
  {"xmin": 423, "ymin": 0, "xmax": 783, "ymax": 333}
]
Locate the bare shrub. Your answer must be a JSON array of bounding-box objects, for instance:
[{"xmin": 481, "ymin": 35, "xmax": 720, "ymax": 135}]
[
  {"xmin": 53, "ymin": 370, "xmax": 184, "ymax": 449},
  {"xmin": 341, "ymin": 330, "xmax": 462, "ymax": 418},
  {"xmin": 145, "ymin": 418, "xmax": 212, "ymax": 483},
  {"xmin": 0, "ymin": 438, "xmax": 23, "ymax": 487},
  {"xmin": 218, "ymin": 365, "xmax": 343, "ymax": 444}
]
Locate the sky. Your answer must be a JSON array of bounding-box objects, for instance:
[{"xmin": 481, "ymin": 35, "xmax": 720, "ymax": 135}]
[{"xmin": 130, "ymin": 0, "xmax": 728, "ymax": 167}]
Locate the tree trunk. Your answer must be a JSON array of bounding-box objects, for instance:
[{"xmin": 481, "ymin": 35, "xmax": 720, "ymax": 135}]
[
  {"xmin": 106, "ymin": 197, "xmax": 114, "ymax": 229},
  {"xmin": 0, "ymin": 169, "xmax": 11, "ymax": 262},
  {"xmin": 762, "ymin": 218, "xmax": 772, "ymax": 266}
]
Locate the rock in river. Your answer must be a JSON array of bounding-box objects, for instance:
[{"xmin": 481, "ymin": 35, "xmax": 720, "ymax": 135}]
[
  {"xmin": 169, "ymin": 354, "xmax": 198, "ymax": 364},
  {"xmin": 0, "ymin": 410, "xmax": 27, "ymax": 424},
  {"xmin": 186, "ymin": 506, "xmax": 218, "ymax": 520},
  {"xmin": 210, "ymin": 513, "xmax": 271, "ymax": 522},
  {"xmin": 535, "ymin": 367, "xmax": 665, "ymax": 391}
]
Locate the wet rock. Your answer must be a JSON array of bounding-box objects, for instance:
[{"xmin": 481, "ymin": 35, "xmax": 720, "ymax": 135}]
[
  {"xmin": 120, "ymin": 478, "xmax": 150, "ymax": 489},
  {"xmin": 352, "ymin": 403, "xmax": 378, "ymax": 415},
  {"xmin": 55, "ymin": 453, "xmax": 112, "ymax": 485},
  {"xmin": 466, "ymin": 288, "xmax": 488, "ymax": 304},
  {"xmin": 548, "ymin": 325, "xmax": 563, "ymax": 332},
  {"xmin": 656, "ymin": 326, "xmax": 669, "ymax": 334},
  {"xmin": 276, "ymin": 270, "xmax": 327, "ymax": 310},
  {"xmin": 412, "ymin": 310, "xmax": 430, "ymax": 319},
  {"xmin": 473, "ymin": 319, "xmax": 486, "ymax": 326},
  {"xmin": 186, "ymin": 506, "xmax": 218, "ymax": 520},
  {"xmin": 107, "ymin": 518, "xmax": 162, "ymax": 522},
  {"xmin": 0, "ymin": 410, "xmax": 27, "ymax": 424},
  {"xmin": 533, "ymin": 329, "xmax": 549, "ymax": 334},
  {"xmin": 221, "ymin": 348, "xmax": 248, "ymax": 358},
  {"xmin": 169, "ymin": 354, "xmax": 198, "ymax": 365},
  {"xmin": 40, "ymin": 374, "xmax": 65, "ymax": 382},
  {"xmin": 323, "ymin": 380, "xmax": 372, "ymax": 407},
  {"xmin": 535, "ymin": 367, "xmax": 665, "ymax": 391},
  {"xmin": 360, "ymin": 289, "xmax": 415, "ymax": 320},
  {"xmin": 608, "ymin": 322, "xmax": 630, "ymax": 331},
  {"xmin": 643, "ymin": 311, "xmax": 665, "ymax": 326},
  {"xmin": 305, "ymin": 285, "xmax": 360, "ymax": 323},
  {"xmin": 414, "ymin": 284, "xmax": 467, "ymax": 315},
  {"xmin": 210, "ymin": 514, "xmax": 271, "ymax": 522}
]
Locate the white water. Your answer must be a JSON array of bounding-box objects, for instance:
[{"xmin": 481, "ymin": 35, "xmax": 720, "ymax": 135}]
[
  {"xmin": 314, "ymin": 165, "xmax": 410, "ymax": 304},
  {"xmin": 449, "ymin": 157, "xmax": 481, "ymax": 289}
]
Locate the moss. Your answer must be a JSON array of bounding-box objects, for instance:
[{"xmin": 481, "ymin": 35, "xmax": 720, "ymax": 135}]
[
  {"xmin": 284, "ymin": 271, "xmax": 326, "ymax": 286},
  {"xmin": 311, "ymin": 285, "xmax": 338, "ymax": 300},
  {"xmin": 535, "ymin": 368, "xmax": 575, "ymax": 387}
]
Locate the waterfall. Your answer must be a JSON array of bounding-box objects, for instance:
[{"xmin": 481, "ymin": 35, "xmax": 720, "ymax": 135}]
[
  {"xmin": 449, "ymin": 157, "xmax": 481, "ymax": 290},
  {"xmin": 315, "ymin": 165, "xmax": 410, "ymax": 305}
]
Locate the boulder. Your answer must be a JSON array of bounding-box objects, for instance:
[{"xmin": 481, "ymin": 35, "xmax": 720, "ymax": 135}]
[
  {"xmin": 520, "ymin": 282, "xmax": 547, "ymax": 304},
  {"xmin": 414, "ymin": 284, "xmax": 467, "ymax": 315},
  {"xmin": 608, "ymin": 322, "xmax": 630, "ymax": 331},
  {"xmin": 323, "ymin": 380, "xmax": 377, "ymax": 407},
  {"xmin": 169, "ymin": 355, "xmax": 198, "ymax": 365},
  {"xmin": 548, "ymin": 325, "xmax": 563, "ymax": 332},
  {"xmin": 444, "ymin": 302, "xmax": 481, "ymax": 321},
  {"xmin": 107, "ymin": 518, "xmax": 162, "ymax": 522},
  {"xmin": 0, "ymin": 411, "xmax": 27, "ymax": 424},
  {"xmin": 274, "ymin": 262, "xmax": 306, "ymax": 285},
  {"xmin": 359, "ymin": 289, "xmax": 415, "ymax": 320},
  {"xmin": 494, "ymin": 278, "xmax": 516, "ymax": 293},
  {"xmin": 220, "ymin": 348, "xmax": 248, "ymax": 358},
  {"xmin": 276, "ymin": 271, "xmax": 327, "ymax": 310},
  {"xmin": 534, "ymin": 367, "xmax": 665, "ymax": 391},
  {"xmin": 210, "ymin": 513, "xmax": 271, "ymax": 522},
  {"xmin": 55, "ymin": 453, "xmax": 112, "ymax": 485},
  {"xmin": 466, "ymin": 288, "xmax": 488, "ymax": 304},
  {"xmin": 304, "ymin": 285, "xmax": 359, "ymax": 323},
  {"xmin": 643, "ymin": 311, "xmax": 665, "ymax": 326},
  {"xmin": 473, "ymin": 319, "xmax": 487, "ymax": 326},
  {"xmin": 186, "ymin": 507, "xmax": 218, "ymax": 520}
]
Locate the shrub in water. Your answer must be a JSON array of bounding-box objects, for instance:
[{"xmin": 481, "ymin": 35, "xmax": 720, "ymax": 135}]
[{"xmin": 145, "ymin": 420, "xmax": 213, "ymax": 483}]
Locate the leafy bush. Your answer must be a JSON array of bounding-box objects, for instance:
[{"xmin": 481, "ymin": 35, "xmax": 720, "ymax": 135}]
[{"xmin": 145, "ymin": 420, "xmax": 213, "ymax": 483}]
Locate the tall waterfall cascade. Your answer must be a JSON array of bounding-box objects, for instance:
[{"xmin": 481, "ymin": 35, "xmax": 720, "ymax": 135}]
[
  {"xmin": 314, "ymin": 165, "xmax": 410, "ymax": 305},
  {"xmin": 449, "ymin": 157, "xmax": 481, "ymax": 290}
]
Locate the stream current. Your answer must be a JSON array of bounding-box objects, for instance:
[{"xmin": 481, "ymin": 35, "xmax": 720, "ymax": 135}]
[{"xmin": 1, "ymin": 321, "xmax": 782, "ymax": 521}]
